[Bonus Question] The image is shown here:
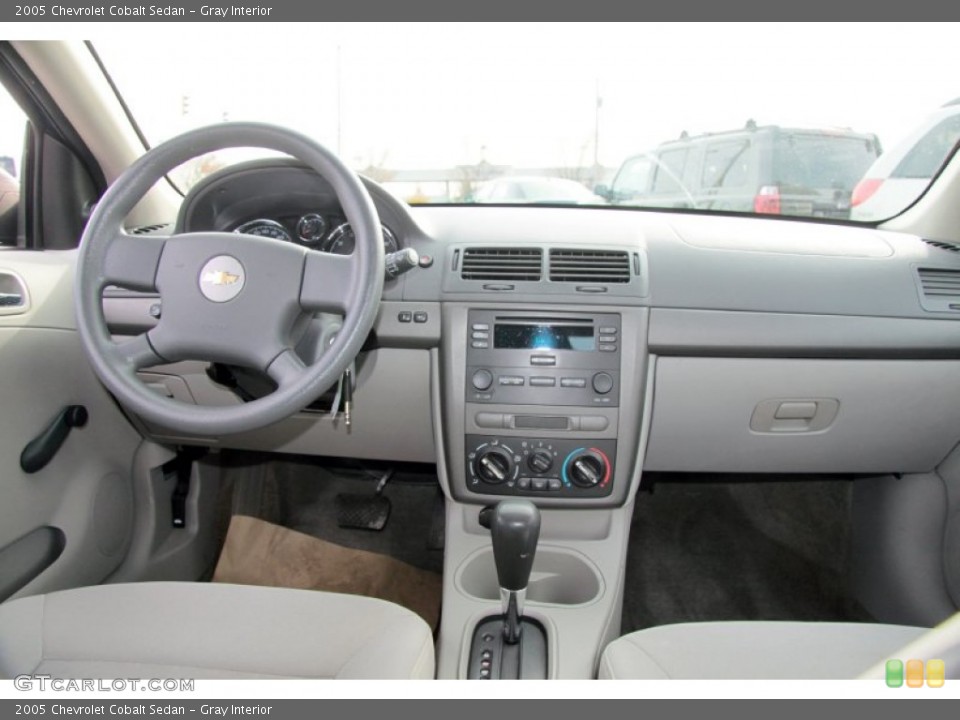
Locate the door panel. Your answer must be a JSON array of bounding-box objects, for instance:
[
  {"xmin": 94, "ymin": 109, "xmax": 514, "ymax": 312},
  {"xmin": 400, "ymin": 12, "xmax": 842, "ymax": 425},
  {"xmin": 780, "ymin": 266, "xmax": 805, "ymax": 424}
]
[{"xmin": 0, "ymin": 248, "xmax": 142, "ymax": 599}]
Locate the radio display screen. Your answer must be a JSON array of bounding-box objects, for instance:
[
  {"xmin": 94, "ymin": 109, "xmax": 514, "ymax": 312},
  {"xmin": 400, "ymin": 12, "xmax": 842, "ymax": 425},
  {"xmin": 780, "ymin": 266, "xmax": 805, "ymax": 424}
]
[{"xmin": 494, "ymin": 324, "xmax": 595, "ymax": 351}]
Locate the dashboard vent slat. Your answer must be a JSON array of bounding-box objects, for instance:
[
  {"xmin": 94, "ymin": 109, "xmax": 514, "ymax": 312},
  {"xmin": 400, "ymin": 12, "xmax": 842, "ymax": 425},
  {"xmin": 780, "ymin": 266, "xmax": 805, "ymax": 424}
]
[
  {"xmin": 549, "ymin": 249, "xmax": 631, "ymax": 283},
  {"xmin": 922, "ymin": 239, "xmax": 960, "ymax": 254},
  {"xmin": 918, "ymin": 268, "xmax": 960, "ymax": 297},
  {"xmin": 461, "ymin": 248, "xmax": 543, "ymax": 281}
]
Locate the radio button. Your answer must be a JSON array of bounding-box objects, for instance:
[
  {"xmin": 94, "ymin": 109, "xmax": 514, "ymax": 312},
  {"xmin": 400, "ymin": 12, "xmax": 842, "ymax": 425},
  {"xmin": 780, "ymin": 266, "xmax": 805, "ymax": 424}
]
[
  {"xmin": 600, "ymin": 326, "xmax": 618, "ymax": 334},
  {"xmin": 599, "ymin": 334, "xmax": 618, "ymax": 343},
  {"xmin": 529, "ymin": 376, "xmax": 557, "ymax": 387},
  {"xmin": 472, "ymin": 323, "xmax": 490, "ymax": 331},
  {"xmin": 598, "ymin": 345, "xmax": 617, "ymax": 352},
  {"xmin": 592, "ymin": 372, "xmax": 614, "ymax": 394},
  {"xmin": 471, "ymin": 331, "xmax": 490, "ymax": 340},
  {"xmin": 560, "ymin": 377, "xmax": 587, "ymax": 388},
  {"xmin": 471, "ymin": 341, "xmax": 490, "ymax": 349},
  {"xmin": 498, "ymin": 376, "xmax": 524, "ymax": 386},
  {"xmin": 530, "ymin": 355, "xmax": 556, "ymax": 366},
  {"xmin": 471, "ymin": 369, "xmax": 494, "ymax": 391}
]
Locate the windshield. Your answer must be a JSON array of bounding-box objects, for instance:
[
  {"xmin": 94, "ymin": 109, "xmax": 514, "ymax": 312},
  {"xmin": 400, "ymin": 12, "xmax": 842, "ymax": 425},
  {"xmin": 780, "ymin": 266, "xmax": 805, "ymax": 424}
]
[{"xmin": 94, "ymin": 23, "xmax": 960, "ymax": 222}]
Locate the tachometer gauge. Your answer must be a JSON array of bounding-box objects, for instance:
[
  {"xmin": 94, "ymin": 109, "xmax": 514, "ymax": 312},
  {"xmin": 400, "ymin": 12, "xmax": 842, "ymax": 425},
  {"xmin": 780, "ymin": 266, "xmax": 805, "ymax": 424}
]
[
  {"xmin": 322, "ymin": 222, "xmax": 399, "ymax": 255},
  {"xmin": 234, "ymin": 218, "xmax": 292, "ymax": 242},
  {"xmin": 296, "ymin": 213, "xmax": 328, "ymax": 246}
]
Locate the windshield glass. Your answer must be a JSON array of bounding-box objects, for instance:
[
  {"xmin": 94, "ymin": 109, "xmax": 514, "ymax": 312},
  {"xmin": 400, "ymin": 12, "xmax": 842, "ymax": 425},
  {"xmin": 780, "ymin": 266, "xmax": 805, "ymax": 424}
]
[{"xmin": 94, "ymin": 23, "xmax": 960, "ymax": 222}]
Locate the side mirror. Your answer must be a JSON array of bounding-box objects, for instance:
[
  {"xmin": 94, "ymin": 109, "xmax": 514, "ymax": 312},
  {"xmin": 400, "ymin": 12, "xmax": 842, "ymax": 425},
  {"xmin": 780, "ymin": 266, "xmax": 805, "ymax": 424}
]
[{"xmin": 594, "ymin": 184, "xmax": 610, "ymax": 200}]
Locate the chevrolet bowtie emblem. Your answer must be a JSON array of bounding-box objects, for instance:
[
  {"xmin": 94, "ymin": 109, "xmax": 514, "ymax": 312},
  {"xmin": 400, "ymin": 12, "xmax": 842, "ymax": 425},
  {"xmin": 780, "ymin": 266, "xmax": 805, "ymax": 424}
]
[{"xmin": 202, "ymin": 270, "xmax": 241, "ymax": 286}]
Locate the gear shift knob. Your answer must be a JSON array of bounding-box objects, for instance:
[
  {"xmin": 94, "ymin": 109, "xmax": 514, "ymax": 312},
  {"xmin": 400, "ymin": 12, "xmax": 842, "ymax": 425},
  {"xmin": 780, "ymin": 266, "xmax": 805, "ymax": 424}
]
[{"xmin": 491, "ymin": 499, "xmax": 541, "ymax": 592}]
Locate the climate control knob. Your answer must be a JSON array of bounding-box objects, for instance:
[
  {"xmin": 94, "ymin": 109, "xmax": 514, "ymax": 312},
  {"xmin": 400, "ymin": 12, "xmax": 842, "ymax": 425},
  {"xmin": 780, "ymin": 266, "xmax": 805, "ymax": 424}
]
[
  {"xmin": 564, "ymin": 449, "xmax": 611, "ymax": 489},
  {"xmin": 473, "ymin": 446, "xmax": 515, "ymax": 484},
  {"xmin": 527, "ymin": 449, "xmax": 554, "ymax": 474},
  {"xmin": 472, "ymin": 369, "xmax": 494, "ymax": 391}
]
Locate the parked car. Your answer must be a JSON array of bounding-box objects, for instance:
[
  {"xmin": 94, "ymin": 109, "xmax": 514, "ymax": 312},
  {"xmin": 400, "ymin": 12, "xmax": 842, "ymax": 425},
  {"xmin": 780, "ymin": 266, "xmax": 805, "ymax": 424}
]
[
  {"xmin": 473, "ymin": 176, "xmax": 605, "ymax": 204},
  {"xmin": 851, "ymin": 100, "xmax": 960, "ymax": 222},
  {"xmin": 603, "ymin": 123, "xmax": 881, "ymax": 219}
]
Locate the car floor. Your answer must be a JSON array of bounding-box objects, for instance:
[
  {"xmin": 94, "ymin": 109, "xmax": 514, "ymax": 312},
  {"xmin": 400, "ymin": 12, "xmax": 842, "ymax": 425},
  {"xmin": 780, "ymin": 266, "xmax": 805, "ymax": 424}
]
[
  {"xmin": 219, "ymin": 455, "xmax": 872, "ymax": 634},
  {"xmin": 621, "ymin": 474, "xmax": 874, "ymax": 634}
]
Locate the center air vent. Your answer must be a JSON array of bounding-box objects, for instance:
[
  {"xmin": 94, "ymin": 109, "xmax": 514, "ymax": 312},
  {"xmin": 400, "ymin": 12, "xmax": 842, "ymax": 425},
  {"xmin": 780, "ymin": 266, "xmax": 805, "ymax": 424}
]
[
  {"xmin": 461, "ymin": 248, "xmax": 542, "ymax": 281},
  {"xmin": 549, "ymin": 249, "xmax": 631, "ymax": 283}
]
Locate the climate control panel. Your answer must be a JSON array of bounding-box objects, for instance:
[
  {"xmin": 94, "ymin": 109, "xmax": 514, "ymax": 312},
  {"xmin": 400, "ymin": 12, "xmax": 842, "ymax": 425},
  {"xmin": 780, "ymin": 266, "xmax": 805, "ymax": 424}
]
[{"xmin": 465, "ymin": 434, "xmax": 616, "ymax": 499}]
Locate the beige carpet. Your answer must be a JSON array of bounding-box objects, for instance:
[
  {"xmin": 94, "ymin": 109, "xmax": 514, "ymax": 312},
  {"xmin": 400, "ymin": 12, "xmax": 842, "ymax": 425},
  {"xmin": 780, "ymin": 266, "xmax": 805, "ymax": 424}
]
[{"xmin": 213, "ymin": 515, "xmax": 442, "ymax": 629}]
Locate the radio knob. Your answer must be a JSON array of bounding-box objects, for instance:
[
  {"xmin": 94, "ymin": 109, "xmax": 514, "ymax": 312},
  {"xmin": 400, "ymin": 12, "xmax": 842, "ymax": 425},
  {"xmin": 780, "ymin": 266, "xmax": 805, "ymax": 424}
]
[
  {"xmin": 472, "ymin": 369, "xmax": 494, "ymax": 391},
  {"xmin": 565, "ymin": 449, "xmax": 610, "ymax": 488},
  {"xmin": 527, "ymin": 449, "xmax": 554, "ymax": 474},
  {"xmin": 473, "ymin": 447, "xmax": 514, "ymax": 484},
  {"xmin": 592, "ymin": 372, "xmax": 614, "ymax": 395}
]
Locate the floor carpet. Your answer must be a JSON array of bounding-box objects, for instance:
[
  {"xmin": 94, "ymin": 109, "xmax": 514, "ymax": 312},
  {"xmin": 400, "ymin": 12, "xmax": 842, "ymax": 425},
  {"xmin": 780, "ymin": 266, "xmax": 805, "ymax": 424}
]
[{"xmin": 214, "ymin": 514, "xmax": 442, "ymax": 629}]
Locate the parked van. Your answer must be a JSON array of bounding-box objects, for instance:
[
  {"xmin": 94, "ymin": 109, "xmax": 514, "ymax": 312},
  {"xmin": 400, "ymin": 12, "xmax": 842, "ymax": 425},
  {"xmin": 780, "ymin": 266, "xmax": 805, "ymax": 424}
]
[{"xmin": 603, "ymin": 122, "xmax": 882, "ymax": 219}]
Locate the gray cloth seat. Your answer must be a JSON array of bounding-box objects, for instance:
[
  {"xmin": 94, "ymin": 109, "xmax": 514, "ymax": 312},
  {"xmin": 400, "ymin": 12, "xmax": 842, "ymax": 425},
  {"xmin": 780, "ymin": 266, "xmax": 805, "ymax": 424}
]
[
  {"xmin": 599, "ymin": 621, "xmax": 928, "ymax": 679},
  {"xmin": 0, "ymin": 582, "xmax": 434, "ymax": 679}
]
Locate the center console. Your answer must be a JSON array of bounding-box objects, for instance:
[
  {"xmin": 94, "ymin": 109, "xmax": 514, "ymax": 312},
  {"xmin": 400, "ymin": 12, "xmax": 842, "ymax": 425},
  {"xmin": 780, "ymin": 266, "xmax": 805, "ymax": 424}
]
[{"xmin": 436, "ymin": 302, "xmax": 649, "ymax": 678}]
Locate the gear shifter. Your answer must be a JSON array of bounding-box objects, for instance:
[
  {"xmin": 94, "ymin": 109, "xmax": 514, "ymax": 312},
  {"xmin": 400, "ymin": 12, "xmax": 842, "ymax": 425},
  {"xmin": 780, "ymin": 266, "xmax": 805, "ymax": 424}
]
[{"xmin": 490, "ymin": 499, "xmax": 541, "ymax": 644}]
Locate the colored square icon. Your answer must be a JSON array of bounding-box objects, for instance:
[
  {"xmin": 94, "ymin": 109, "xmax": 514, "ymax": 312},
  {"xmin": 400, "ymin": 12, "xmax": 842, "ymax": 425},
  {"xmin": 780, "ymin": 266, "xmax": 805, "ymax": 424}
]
[
  {"xmin": 906, "ymin": 659, "xmax": 924, "ymax": 688},
  {"xmin": 886, "ymin": 659, "xmax": 904, "ymax": 688},
  {"xmin": 926, "ymin": 659, "xmax": 945, "ymax": 688}
]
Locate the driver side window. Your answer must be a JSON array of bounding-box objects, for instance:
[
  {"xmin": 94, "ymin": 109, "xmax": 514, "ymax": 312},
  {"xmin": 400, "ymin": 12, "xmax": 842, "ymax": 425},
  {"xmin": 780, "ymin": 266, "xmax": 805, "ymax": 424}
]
[{"xmin": 0, "ymin": 85, "xmax": 26, "ymax": 247}]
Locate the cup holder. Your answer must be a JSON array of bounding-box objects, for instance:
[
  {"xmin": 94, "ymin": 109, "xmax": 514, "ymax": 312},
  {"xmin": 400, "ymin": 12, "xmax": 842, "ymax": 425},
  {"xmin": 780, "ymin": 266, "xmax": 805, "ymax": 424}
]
[{"xmin": 457, "ymin": 547, "xmax": 603, "ymax": 606}]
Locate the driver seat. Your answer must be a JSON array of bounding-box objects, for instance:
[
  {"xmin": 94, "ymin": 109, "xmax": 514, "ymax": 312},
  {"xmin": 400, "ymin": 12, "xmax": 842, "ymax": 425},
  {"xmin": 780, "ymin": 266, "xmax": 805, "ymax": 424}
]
[{"xmin": 0, "ymin": 582, "xmax": 434, "ymax": 679}]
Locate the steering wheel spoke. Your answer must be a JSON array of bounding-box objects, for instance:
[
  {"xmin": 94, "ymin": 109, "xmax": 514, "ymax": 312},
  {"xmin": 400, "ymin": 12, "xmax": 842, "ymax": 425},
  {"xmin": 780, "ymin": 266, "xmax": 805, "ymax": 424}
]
[
  {"xmin": 300, "ymin": 250, "xmax": 358, "ymax": 314},
  {"xmin": 102, "ymin": 232, "xmax": 167, "ymax": 292},
  {"xmin": 112, "ymin": 332, "xmax": 164, "ymax": 371},
  {"xmin": 266, "ymin": 348, "xmax": 307, "ymax": 389}
]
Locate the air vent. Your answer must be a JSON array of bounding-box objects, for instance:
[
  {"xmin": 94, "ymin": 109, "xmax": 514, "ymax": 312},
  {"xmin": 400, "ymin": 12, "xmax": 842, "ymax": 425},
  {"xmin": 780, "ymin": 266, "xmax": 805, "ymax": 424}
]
[
  {"xmin": 130, "ymin": 223, "xmax": 172, "ymax": 235},
  {"xmin": 548, "ymin": 249, "xmax": 631, "ymax": 283},
  {"xmin": 922, "ymin": 239, "xmax": 960, "ymax": 253},
  {"xmin": 918, "ymin": 268, "xmax": 960, "ymax": 297},
  {"xmin": 461, "ymin": 248, "xmax": 542, "ymax": 281}
]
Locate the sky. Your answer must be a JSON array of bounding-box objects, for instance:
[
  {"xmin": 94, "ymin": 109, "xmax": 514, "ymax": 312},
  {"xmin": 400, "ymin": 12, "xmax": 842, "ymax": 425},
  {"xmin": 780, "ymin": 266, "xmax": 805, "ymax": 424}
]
[{"xmin": 3, "ymin": 23, "xmax": 960, "ymax": 176}]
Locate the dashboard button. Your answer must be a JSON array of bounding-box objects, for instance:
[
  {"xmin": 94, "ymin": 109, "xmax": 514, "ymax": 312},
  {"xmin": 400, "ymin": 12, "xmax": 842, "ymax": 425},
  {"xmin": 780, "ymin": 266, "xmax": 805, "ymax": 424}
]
[
  {"xmin": 471, "ymin": 369, "xmax": 494, "ymax": 391},
  {"xmin": 529, "ymin": 376, "xmax": 556, "ymax": 387},
  {"xmin": 592, "ymin": 372, "xmax": 614, "ymax": 394},
  {"xmin": 531, "ymin": 478, "xmax": 548, "ymax": 491},
  {"xmin": 530, "ymin": 355, "xmax": 556, "ymax": 366},
  {"xmin": 472, "ymin": 323, "xmax": 490, "ymax": 331},
  {"xmin": 599, "ymin": 326, "xmax": 618, "ymax": 334},
  {"xmin": 598, "ymin": 345, "xmax": 617, "ymax": 352},
  {"xmin": 498, "ymin": 376, "xmax": 524, "ymax": 386},
  {"xmin": 548, "ymin": 478, "xmax": 562, "ymax": 491},
  {"xmin": 518, "ymin": 477, "xmax": 531, "ymax": 490},
  {"xmin": 472, "ymin": 331, "xmax": 489, "ymax": 340},
  {"xmin": 471, "ymin": 341, "xmax": 489, "ymax": 349},
  {"xmin": 398, "ymin": 311, "xmax": 412, "ymax": 323},
  {"xmin": 560, "ymin": 377, "xmax": 586, "ymax": 388},
  {"xmin": 413, "ymin": 311, "xmax": 428, "ymax": 323}
]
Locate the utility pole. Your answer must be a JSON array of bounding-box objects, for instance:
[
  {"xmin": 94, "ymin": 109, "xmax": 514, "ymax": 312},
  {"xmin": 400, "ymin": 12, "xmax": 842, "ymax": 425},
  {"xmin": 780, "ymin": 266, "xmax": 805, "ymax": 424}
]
[
  {"xmin": 336, "ymin": 45, "xmax": 342, "ymax": 157},
  {"xmin": 593, "ymin": 79, "xmax": 602, "ymax": 188}
]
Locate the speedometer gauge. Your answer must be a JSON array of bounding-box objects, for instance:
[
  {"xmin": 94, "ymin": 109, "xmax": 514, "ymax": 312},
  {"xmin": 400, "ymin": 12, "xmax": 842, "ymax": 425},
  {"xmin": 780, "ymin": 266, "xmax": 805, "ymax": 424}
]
[
  {"xmin": 234, "ymin": 218, "xmax": 292, "ymax": 242},
  {"xmin": 322, "ymin": 222, "xmax": 399, "ymax": 255}
]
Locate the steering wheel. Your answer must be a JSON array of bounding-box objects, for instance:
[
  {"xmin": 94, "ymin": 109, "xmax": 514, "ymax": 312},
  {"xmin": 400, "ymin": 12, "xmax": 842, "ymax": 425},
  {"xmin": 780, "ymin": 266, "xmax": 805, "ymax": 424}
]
[{"xmin": 75, "ymin": 123, "xmax": 384, "ymax": 436}]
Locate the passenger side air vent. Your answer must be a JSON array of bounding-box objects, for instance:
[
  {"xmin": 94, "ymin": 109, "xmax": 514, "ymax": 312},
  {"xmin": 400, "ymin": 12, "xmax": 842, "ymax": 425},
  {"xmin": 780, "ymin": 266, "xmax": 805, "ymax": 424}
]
[
  {"xmin": 461, "ymin": 248, "xmax": 543, "ymax": 281},
  {"xmin": 922, "ymin": 239, "xmax": 960, "ymax": 254},
  {"xmin": 548, "ymin": 249, "xmax": 631, "ymax": 283},
  {"xmin": 916, "ymin": 268, "xmax": 960, "ymax": 313}
]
